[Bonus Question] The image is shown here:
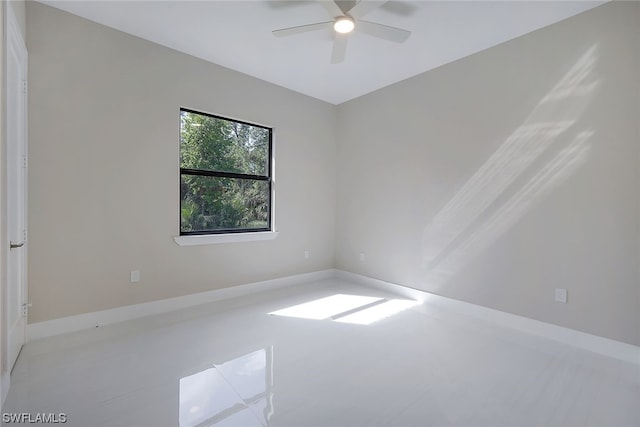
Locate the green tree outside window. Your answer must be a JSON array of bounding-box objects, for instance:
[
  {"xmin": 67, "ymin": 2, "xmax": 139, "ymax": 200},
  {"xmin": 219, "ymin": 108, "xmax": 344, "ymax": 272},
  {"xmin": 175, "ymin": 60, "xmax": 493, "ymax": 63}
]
[{"xmin": 179, "ymin": 109, "xmax": 272, "ymax": 234}]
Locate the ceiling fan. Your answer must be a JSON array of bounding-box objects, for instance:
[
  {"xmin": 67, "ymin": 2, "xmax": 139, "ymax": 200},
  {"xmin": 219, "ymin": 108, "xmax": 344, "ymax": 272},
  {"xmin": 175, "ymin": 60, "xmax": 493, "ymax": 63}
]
[{"xmin": 272, "ymin": 0, "xmax": 412, "ymax": 64}]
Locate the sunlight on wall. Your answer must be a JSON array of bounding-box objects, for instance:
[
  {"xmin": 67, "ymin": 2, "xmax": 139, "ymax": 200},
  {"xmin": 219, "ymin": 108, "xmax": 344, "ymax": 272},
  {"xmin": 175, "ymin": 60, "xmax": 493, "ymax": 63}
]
[
  {"xmin": 420, "ymin": 45, "xmax": 600, "ymax": 289},
  {"xmin": 179, "ymin": 347, "xmax": 274, "ymax": 427},
  {"xmin": 425, "ymin": 131, "xmax": 593, "ymax": 287}
]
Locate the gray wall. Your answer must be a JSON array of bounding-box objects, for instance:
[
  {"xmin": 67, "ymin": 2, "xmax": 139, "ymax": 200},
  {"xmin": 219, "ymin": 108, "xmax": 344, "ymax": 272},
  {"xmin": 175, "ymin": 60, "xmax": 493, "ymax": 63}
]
[
  {"xmin": 336, "ymin": 2, "xmax": 640, "ymax": 345},
  {"xmin": 26, "ymin": 2, "xmax": 337, "ymax": 323}
]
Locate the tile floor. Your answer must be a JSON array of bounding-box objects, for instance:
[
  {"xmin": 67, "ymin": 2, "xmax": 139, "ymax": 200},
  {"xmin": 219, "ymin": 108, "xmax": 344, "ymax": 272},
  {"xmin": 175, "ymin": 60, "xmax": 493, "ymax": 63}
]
[{"xmin": 2, "ymin": 278, "xmax": 639, "ymax": 427}]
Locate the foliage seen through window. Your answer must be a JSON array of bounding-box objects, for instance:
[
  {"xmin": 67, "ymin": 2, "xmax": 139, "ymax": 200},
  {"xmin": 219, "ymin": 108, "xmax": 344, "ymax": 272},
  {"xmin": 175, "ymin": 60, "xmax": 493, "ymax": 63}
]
[{"xmin": 180, "ymin": 109, "xmax": 272, "ymax": 234}]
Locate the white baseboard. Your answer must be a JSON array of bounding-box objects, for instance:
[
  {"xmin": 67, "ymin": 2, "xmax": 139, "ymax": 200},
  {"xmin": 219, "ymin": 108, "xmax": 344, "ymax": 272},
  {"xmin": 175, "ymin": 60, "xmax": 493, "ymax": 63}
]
[
  {"xmin": 26, "ymin": 268, "xmax": 639, "ymax": 366},
  {"xmin": 27, "ymin": 269, "xmax": 336, "ymax": 341},
  {"xmin": 336, "ymin": 270, "xmax": 640, "ymax": 365}
]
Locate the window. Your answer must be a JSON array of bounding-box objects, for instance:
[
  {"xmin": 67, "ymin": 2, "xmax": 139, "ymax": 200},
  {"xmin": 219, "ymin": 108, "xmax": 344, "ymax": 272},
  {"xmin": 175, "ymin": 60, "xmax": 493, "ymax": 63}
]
[{"xmin": 179, "ymin": 108, "xmax": 272, "ymax": 235}]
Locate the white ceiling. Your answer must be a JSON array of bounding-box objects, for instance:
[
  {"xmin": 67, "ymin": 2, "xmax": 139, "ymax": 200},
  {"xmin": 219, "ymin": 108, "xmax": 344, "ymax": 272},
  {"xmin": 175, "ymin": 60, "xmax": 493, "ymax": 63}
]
[{"xmin": 40, "ymin": 1, "xmax": 605, "ymax": 105}]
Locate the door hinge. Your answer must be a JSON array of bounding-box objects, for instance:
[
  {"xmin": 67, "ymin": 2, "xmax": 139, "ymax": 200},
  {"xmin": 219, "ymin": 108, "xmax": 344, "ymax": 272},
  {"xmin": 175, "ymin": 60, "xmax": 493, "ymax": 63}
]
[
  {"xmin": 22, "ymin": 80, "xmax": 27, "ymax": 95},
  {"xmin": 22, "ymin": 303, "xmax": 32, "ymax": 317},
  {"xmin": 22, "ymin": 155, "xmax": 27, "ymax": 169}
]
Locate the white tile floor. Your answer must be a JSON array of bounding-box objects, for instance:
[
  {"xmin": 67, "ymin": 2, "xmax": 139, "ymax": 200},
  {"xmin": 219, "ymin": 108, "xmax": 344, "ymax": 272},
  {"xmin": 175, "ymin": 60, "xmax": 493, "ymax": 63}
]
[{"xmin": 3, "ymin": 278, "xmax": 639, "ymax": 427}]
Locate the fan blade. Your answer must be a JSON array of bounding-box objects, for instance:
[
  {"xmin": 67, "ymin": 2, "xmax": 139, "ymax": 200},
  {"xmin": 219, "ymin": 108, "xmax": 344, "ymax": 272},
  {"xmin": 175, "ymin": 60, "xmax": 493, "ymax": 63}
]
[
  {"xmin": 318, "ymin": 0, "xmax": 343, "ymax": 18},
  {"xmin": 331, "ymin": 33, "xmax": 348, "ymax": 64},
  {"xmin": 272, "ymin": 21, "xmax": 333, "ymax": 37},
  {"xmin": 357, "ymin": 20, "xmax": 411, "ymax": 43},
  {"xmin": 349, "ymin": 1, "xmax": 388, "ymax": 19}
]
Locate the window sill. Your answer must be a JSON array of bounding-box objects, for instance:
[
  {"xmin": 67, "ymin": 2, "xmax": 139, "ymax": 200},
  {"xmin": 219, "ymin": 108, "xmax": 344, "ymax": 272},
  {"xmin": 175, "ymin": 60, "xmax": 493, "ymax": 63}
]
[{"xmin": 173, "ymin": 231, "xmax": 279, "ymax": 246}]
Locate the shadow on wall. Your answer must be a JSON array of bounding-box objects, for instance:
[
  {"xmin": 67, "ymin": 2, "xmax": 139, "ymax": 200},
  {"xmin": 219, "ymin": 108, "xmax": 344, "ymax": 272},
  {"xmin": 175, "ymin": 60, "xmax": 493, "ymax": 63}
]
[{"xmin": 420, "ymin": 45, "xmax": 600, "ymax": 290}]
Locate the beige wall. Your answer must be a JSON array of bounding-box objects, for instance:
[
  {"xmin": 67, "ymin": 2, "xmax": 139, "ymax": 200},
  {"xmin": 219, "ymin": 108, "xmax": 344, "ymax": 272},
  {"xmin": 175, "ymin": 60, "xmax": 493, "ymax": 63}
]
[
  {"xmin": 27, "ymin": 2, "xmax": 640, "ymax": 346},
  {"xmin": 7, "ymin": 0, "xmax": 24, "ymax": 39},
  {"xmin": 336, "ymin": 2, "xmax": 640, "ymax": 345},
  {"xmin": 26, "ymin": 3, "xmax": 337, "ymax": 323}
]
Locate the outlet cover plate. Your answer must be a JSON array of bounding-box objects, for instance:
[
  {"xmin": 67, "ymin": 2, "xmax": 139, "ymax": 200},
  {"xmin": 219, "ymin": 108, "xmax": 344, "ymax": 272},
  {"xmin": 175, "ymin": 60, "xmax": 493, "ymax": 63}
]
[
  {"xmin": 555, "ymin": 288, "xmax": 567, "ymax": 303},
  {"xmin": 130, "ymin": 270, "xmax": 140, "ymax": 283}
]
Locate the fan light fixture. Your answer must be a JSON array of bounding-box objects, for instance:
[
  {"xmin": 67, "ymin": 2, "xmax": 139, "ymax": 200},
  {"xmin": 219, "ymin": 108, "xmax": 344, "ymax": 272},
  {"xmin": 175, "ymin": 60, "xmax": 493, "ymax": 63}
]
[
  {"xmin": 334, "ymin": 16, "xmax": 355, "ymax": 34},
  {"xmin": 271, "ymin": 1, "xmax": 412, "ymax": 63}
]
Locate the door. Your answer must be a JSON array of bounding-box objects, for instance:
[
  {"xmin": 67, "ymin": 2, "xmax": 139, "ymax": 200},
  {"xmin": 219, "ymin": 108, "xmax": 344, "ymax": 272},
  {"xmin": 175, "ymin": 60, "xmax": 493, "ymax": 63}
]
[{"xmin": 5, "ymin": 8, "xmax": 28, "ymax": 372}]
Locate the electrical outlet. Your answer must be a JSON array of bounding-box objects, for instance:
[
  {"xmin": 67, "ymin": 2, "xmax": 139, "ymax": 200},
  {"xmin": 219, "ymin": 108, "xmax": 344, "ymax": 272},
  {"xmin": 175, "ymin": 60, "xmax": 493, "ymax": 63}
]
[
  {"xmin": 359, "ymin": 253, "xmax": 366, "ymax": 262},
  {"xmin": 554, "ymin": 288, "xmax": 567, "ymax": 303},
  {"xmin": 130, "ymin": 270, "xmax": 140, "ymax": 283},
  {"xmin": 304, "ymin": 250, "xmax": 310, "ymax": 259}
]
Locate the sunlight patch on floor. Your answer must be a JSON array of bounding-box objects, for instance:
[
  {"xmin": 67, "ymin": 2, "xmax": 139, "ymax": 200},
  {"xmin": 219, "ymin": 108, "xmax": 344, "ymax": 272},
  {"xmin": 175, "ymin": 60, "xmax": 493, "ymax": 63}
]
[
  {"xmin": 268, "ymin": 294, "xmax": 384, "ymax": 320},
  {"xmin": 269, "ymin": 294, "xmax": 418, "ymax": 325},
  {"xmin": 334, "ymin": 299, "xmax": 419, "ymax": 325}
]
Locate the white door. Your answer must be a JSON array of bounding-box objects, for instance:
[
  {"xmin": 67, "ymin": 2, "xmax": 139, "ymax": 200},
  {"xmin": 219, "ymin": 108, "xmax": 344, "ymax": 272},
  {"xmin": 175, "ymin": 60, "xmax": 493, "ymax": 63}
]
[{"xmin": 5, "ymin": 8, "xmax": 28, "ymax": 372}]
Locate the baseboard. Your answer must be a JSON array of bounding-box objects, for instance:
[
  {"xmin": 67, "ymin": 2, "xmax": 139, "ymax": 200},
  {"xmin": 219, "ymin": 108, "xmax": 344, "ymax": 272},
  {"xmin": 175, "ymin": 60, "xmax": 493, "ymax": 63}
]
[
  {"xmin": 336, "ymin": 270, "xmax": 640, "ymax": 365},
  {"xmin": 27, "ymin": 269, "xmax": 336, "ymax": 341},
  {"xmin": 26, "ymin": 268, "xmax": 640, "ymax": 365},
  {"xmin": 0, "ymin": 370, "xmax": 9, "ymax": 409}
]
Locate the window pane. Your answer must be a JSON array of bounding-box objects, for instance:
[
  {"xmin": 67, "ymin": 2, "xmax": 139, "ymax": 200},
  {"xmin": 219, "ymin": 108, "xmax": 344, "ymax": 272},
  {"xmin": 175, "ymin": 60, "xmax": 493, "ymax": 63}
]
[
  {"xmin": 180, "ymin": 111, "xmax": 269, "ymax": 176},
  {"xmin": 180, "ymin": 175, "xmax": 269, "ymax": 233}
]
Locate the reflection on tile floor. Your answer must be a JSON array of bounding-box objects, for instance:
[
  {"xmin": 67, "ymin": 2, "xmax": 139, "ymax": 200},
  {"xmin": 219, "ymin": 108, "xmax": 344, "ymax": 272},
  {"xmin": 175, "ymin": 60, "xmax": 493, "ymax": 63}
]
[{"xmin": 3, "ymin": 278, "xmax": 639, "ymax": 426}]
